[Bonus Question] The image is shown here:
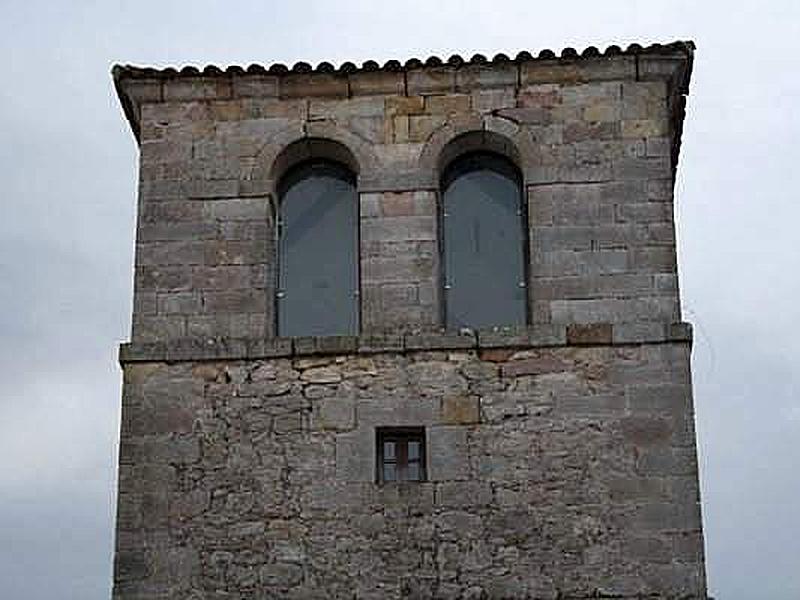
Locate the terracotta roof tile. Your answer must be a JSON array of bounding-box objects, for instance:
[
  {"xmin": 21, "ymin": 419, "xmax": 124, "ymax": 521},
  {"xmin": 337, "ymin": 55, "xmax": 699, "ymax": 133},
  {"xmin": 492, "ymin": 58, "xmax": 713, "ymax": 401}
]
[
  {"xmin": 113, "ymin": 41, "xmax": 694, "ymax": 82},
  {"xmin": 112, "ymin": 41, "xmax": 694, "ymax": 148}
]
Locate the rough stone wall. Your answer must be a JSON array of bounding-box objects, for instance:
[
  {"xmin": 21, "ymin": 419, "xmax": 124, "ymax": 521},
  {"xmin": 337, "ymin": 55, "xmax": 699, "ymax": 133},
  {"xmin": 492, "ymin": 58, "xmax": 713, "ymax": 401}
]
[
  {"xmin": 122, "ymin": 51, "xmax": 690, "ymax": 342},
  {"xmin": 114, "ymin": 331, "xmax": 704, "ymax": 599}
]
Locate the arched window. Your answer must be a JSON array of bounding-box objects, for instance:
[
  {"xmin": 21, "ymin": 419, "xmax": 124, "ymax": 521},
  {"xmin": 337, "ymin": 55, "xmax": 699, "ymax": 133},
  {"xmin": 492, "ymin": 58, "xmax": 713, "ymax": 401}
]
[
  {"xmin": 277, "ymin": 160, "xmax": 358, "ymax": 336},
  {"xmin": 441, "ymin": 152, "xmax": 527, "ymax": 330}
]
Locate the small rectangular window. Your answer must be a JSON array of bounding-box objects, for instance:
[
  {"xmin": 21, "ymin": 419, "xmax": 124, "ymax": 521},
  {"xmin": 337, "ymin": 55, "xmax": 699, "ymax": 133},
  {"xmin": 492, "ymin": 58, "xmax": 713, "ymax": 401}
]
[{"xmin": 376, "ymin": 427, "xmax": 426, "ymax": 483}]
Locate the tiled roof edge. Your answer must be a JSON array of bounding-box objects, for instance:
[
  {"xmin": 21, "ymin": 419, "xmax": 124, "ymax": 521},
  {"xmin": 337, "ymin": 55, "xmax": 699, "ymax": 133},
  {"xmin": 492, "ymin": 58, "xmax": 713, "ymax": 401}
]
[
  {"xmin": 112, "ymin": 41, "xmax": 694, "ymax": 89},
  {"xmin": 112, "ymin": 41, "xmax": 694, "ymax": 144}
]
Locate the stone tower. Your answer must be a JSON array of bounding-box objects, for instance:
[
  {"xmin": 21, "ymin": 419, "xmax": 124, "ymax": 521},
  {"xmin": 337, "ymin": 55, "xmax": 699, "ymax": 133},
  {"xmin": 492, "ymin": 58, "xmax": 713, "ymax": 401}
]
[{"xmin": 112, "ymin": 41, "xmax": 705, "ymax": 599}]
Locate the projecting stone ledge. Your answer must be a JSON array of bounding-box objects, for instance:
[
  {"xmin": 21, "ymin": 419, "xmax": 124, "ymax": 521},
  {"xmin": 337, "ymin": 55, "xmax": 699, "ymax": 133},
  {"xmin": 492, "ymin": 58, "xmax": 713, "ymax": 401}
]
[{"xmin": 118, "ymin": 321, "xmax": 692, "ymax": 363}]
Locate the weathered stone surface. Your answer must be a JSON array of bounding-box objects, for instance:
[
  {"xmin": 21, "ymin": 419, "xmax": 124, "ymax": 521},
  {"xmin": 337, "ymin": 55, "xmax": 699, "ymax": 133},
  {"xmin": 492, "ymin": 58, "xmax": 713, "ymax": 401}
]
[
  {"xmin": 115, "ymin": 45, "xmax": 703, "ymax": 599},
  {"xmin": 567, "ymin": 322, "xmax": 614, "ymax": 345},
  {"xmin": 442, "ymin": 396, "xmax": 481, "ymax": 425},
  {"xmin": 312, "ymin": 398, "xmax": 355, "ymax": 431},
  {"xmin": 115, "ymin": 341, "xmax": 704, "ymax": 598},
  {"xmin": 299, "ymin": 366, "xmax": 342, "ymax": 384},
  {"xmin": 128, "ymin": 62, "xmax": 687, "ymax": 341},
  {"xmin": 428, "ymin": 426, "xmax": 470, "ymax": 481}
]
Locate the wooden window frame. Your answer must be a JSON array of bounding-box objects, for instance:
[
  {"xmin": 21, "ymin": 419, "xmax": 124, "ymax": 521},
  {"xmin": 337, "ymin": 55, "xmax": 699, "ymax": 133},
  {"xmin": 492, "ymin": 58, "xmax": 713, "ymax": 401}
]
[{"xmin": 376, "ymin": 427, "xmax": 427, "ymax": 484}]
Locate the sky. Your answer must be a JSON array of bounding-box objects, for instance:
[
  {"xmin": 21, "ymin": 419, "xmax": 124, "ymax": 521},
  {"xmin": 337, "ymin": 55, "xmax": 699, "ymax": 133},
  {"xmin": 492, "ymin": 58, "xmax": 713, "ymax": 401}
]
[{"xmin": 0, "ymin": 0, "xmax": 798, "ymax": 598}]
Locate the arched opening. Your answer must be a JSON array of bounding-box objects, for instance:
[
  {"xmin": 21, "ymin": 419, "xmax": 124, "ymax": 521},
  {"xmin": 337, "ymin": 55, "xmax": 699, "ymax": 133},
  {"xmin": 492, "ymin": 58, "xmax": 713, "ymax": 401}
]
[
  {"xmin": 277, "ymin": 159, "xmax": 359, "ymax": 336},
  {"xmin": 440, "ymin": 151, "xmax": 528, "ymax": 330},
  {"xmin": 271, "ymin": 137, "xmax": 360, "ymax": 185}
]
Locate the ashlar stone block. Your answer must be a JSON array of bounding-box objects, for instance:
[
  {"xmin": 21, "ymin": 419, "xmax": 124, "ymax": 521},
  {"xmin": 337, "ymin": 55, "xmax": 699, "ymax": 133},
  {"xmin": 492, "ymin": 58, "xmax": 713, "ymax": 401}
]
[
  {"xmin": 428, "ymin": 426, "xmax": 470, "ymax": 481},
  {"xmin": 312, "ymin": 398, "xmax": 356, "ymax": 431},
  {"xmin": 335, "ymin": 427, "xmax": 375, "ymax": 482}
]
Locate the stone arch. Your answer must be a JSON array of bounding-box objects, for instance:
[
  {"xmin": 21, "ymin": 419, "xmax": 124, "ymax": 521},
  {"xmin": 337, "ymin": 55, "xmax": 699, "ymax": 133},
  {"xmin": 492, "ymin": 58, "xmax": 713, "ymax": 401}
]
[
  {"xmin": 423, "ymin": 119, "xmax": 536, "ymax": 331},
  {"xmin": 248, "ymin": 121, "xmax": 379, "ymax": 193},
  {"xmin": 419, "ymin": 116, "xmax": 532, "ymax": 179},
  {"xmin": 437, "ymin": 139, "xmax": 530, "ymax": 330},
  {"xmin": 244, "ymin": 124, "xmax": 373, "ymax": 338},
  {"xmin": 276, "ymin": 158, "xmax": 360, "ymax": 337},
  {"xmin": 271, "ymin": 137, "xmax": 360, "ymax": 187}
]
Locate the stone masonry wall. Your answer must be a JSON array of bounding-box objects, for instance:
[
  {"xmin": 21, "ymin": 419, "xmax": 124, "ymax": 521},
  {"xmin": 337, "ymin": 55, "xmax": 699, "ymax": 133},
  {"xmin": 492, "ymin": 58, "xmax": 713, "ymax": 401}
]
[
  {"xmin": 114, "ymin": 332, "xmax": 705, "ymax": 599},
  {"xmin": 120, "ymin": 49, "xmax": 691, "ymax": 342},
  {"xmin": 113, "ymin": 45, "xmax": 703, "ymax": 600},
  {"xmin": 360, "ymin": 191, "xmax": 440, "ymax": 332}
]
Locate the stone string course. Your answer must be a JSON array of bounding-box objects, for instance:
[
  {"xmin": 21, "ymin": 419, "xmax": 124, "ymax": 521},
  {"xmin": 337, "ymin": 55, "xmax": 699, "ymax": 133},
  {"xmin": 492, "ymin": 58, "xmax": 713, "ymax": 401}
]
[
  {"xmin": 116, "ymin": 341, "xmax": 703, "ymax": 599},
  {"xmin": 119, "ymin": 322, "xmax": 693, "ymax": 364}
]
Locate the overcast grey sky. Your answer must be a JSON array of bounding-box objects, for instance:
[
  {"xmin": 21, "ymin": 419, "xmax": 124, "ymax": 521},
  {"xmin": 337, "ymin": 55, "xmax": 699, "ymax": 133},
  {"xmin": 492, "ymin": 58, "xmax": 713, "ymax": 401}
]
[{"xmin": 1, "ymin": 1, "xmax": 798, "ymax": 598}]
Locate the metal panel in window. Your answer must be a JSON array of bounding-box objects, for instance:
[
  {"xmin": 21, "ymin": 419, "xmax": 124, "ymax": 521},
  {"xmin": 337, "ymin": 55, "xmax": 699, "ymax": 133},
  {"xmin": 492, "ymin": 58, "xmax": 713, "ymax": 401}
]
[
  {"xmin": 442, "ymin": 153, "xmax": 526, "ymax": 330},
  {"xmin": 278, "ymin": 161, "xmax": 358, "ymax": 336}
]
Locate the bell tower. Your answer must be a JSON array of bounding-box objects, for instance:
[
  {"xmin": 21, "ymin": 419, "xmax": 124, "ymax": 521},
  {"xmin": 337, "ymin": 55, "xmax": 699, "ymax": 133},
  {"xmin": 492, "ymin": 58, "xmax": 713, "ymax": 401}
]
[{"xmin": 112, "ymin": 41, "xmax": 705, "ymax": 599}]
